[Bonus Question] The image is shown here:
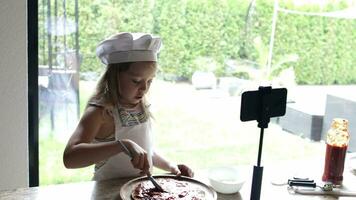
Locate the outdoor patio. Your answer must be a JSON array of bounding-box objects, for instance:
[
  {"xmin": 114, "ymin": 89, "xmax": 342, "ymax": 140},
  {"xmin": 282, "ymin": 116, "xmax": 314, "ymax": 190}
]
[{"xmin": 276, "ymin": 85, "xmax": 356, "ymax": 151}]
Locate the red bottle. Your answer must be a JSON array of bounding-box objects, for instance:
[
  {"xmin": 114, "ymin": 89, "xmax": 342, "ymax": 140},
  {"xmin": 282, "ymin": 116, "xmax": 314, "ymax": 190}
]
[{"xmin": 322, "ymin": 118, "xmax": 350, "ymax": 186}]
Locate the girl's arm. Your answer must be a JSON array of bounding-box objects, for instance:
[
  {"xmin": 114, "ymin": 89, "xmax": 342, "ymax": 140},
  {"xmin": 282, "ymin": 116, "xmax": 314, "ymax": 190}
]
[
  {"xmin": 152, "ymin": 151, "xmax": 194, "ymax": 177},
  {"xmin": 63, "ymin": 106, "xmax": 150, "ymax": 174},
  {"xmin": 63, "ymin": 106, "xmax": 122, "ymax": 168}
]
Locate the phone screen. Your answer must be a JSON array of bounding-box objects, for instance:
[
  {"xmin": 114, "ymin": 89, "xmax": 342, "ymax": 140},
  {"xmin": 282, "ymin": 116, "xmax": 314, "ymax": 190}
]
[{"xmin": 240, "ymin": 88, "xmax": 287, "ymax": 122}]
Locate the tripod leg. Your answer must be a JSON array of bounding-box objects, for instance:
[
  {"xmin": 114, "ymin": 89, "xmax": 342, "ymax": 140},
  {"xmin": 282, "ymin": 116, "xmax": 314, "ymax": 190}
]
[{"xmin": 250, "ymin": 165, "xmax": 263, "ymax": 200}]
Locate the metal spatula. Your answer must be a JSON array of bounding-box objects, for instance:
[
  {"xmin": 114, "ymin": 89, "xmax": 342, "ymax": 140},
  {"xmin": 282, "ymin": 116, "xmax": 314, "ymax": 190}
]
[{"xmin": 118, "ymin": 140, "xmax": 165, "ymax": 192}]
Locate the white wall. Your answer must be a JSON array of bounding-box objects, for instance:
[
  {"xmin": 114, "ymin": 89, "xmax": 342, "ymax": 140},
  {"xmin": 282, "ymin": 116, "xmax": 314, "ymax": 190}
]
[{"xmin": 0, "ymin": 0, "xmax": 28, "ymax": 190}]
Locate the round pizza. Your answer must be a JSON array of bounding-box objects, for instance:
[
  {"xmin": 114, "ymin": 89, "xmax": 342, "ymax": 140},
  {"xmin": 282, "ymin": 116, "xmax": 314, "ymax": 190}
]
[{"xmin": 131, "ymin": 177, "xmax": 208, "ymax": 200}]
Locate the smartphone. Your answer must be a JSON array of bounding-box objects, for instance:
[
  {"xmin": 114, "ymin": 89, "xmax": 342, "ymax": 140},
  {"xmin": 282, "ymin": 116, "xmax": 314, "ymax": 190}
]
[{"xmin": 240, "ymin": 87, "xmax": 287, "ymax": 122}]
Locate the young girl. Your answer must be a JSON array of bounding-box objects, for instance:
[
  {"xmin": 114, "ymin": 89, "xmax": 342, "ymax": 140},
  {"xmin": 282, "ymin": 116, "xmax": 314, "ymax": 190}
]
[{"xmin": 63, "ymin": 32, "xmax": 193, "ymax": 181}]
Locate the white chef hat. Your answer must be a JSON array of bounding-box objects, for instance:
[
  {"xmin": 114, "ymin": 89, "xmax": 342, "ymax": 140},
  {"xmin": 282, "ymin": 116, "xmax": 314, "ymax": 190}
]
[{"xmin": 96, "ymin": 32, "xmax": 162, "ymax": 65}]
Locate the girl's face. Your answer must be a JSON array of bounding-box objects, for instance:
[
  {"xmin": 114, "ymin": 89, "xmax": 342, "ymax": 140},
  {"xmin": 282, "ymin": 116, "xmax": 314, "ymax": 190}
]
[{"xmin": 118, "ymin": 62, "xmax": 156, "ymax": 107}]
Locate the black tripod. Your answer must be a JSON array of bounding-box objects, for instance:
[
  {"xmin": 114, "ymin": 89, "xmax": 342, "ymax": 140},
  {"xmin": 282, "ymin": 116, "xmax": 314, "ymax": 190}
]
[{"xmin": 240, "ymin": 86, "xmax": 287, "ymax": 200}]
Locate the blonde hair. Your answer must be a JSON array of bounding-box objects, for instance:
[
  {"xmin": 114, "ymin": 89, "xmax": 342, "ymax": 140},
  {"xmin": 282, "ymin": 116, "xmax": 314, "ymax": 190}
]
[{"xmin": 88, "ymin": 62, "xmax": 155, "ymax": 117}]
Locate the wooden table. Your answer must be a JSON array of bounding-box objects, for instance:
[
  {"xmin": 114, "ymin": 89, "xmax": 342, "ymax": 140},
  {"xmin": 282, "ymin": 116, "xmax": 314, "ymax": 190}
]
[{"xmin": 1, "ymin": 157, "xmax": 356, "ymax": 200}]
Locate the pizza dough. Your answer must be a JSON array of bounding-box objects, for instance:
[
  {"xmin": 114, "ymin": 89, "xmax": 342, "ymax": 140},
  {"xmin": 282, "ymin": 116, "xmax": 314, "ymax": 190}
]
[{"xmin": 131, "ymin": 177, "xmax": 206, "ymax": 200}]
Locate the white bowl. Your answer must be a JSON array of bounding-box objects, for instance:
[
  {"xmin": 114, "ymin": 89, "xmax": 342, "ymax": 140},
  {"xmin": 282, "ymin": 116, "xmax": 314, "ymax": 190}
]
[{"xmin": 208, "ymin": 166, "xmax": 245, "ymax": 194}]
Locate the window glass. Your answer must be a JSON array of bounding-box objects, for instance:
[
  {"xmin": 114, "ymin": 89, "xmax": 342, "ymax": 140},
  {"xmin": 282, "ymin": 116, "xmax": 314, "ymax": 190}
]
[{"xmin": 38, "ymin": 0, "xmax": 356, "ymax": 185}]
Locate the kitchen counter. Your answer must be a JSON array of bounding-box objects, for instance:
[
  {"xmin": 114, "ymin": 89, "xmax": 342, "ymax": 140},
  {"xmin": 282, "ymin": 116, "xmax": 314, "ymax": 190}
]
[{"xmin": 1, "ymin": 157, "xmax": 356, "ymax": 200}]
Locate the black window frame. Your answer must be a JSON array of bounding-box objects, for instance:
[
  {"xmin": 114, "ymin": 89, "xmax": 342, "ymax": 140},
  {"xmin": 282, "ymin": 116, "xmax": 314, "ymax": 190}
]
[{"xmin": 28, "ymin": 0, "xmax": 39, "ymax": 187}]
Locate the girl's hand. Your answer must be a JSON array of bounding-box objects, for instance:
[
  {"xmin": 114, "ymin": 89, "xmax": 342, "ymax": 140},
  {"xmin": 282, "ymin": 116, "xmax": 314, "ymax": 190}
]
[
  {"xmin": 169, "ymin": 164, "xmax": 194, "ymax": 178},
  {"xmin": 120, "ymin": 139, "xmax": 150, "ymax": 174}
]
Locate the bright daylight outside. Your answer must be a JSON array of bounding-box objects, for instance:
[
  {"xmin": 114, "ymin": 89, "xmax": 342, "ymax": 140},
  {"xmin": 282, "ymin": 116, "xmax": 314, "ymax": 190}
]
[{"xmin": 38, "ymin": 0, "xmax": 356, "ymax": 190}]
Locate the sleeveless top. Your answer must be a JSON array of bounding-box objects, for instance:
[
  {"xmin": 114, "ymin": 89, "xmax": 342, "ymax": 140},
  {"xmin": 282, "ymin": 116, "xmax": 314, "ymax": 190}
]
[{"xmin": 92, "ymin": 104, "xmax": 154, "ymax": 181}]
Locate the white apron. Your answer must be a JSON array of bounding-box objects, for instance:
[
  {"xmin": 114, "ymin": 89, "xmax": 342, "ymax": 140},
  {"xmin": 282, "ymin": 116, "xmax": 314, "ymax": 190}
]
[{"xmin": 92, "ymin": 106, "xmax": 154, "ymax": 181}]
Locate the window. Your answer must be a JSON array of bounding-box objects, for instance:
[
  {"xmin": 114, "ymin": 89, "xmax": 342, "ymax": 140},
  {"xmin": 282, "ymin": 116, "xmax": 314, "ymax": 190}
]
[{"xmin": 36, "ymin": 0, "xmax": 356, "ymax": 185}]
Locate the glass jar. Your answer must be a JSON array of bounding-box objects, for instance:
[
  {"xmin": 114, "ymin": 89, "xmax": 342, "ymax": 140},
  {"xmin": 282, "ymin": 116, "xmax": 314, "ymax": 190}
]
[{"xmin": 322, "ymin": 118, "xmax": 350, "ymax": 186}]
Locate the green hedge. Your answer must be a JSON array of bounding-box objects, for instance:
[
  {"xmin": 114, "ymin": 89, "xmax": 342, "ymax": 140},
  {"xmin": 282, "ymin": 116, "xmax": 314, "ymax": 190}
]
[
  {"xmin": 272, "ymin": 2, "xmax": 356, "ymax": 84},
  {"xmin": 40, "ymin": 0, "xmax": 356, "ymax": 84}
]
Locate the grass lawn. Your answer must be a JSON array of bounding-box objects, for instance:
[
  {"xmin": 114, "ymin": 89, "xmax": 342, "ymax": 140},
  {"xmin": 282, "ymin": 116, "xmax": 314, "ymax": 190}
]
[{"xmin": 39, "ymin": 80, "xmax": 325, "ymax": 185}]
